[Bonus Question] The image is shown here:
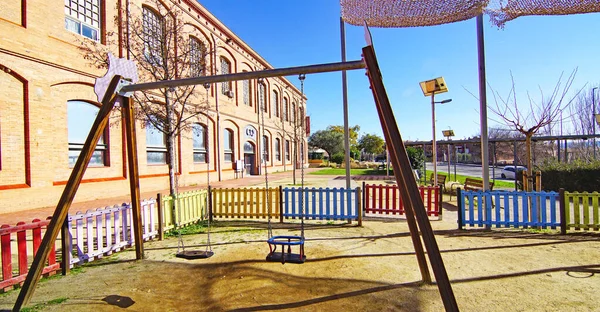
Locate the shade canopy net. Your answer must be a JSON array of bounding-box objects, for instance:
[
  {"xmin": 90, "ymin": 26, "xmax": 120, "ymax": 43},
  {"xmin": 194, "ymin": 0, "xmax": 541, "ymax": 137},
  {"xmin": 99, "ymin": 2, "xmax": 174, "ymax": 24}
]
[
  {"xmin": 487, "ymin": 0, "xmax": 600, "ymax": 28},
  {"xmin": 340, "ymin": 0, "xmax": 488, "ymax": 27},
  {"xmin": 340, "ymin": 0, "xmax": 600, "ymax": 28}
]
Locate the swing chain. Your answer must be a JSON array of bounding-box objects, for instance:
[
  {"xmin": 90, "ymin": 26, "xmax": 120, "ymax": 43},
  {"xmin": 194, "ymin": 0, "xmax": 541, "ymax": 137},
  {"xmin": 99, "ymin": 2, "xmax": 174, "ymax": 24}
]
[
  {"xmin": 259, "ymin": 78, "xmax": 273, "ymax": 239},
  {"xmin": 204, "ymin": 83, "xmax": 212, "ymax": 253}
]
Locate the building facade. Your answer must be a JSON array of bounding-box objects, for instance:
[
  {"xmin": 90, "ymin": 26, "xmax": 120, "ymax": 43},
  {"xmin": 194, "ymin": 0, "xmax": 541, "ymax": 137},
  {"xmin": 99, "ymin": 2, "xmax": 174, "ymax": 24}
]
[{"xmin": 0, "ymin": 0, "xmax": 308, "ymax": 213}]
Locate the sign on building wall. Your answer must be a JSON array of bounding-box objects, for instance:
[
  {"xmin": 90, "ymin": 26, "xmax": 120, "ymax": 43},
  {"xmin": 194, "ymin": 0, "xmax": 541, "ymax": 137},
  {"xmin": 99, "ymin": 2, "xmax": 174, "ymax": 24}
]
[{"xmin": 244, "ymin": 125, "xmax": 257, "ymax": 141}]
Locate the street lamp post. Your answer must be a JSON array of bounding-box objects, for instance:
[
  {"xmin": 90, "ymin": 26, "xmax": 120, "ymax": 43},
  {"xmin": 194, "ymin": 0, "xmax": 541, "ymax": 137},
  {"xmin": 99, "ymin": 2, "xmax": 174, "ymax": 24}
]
[
  {"xmin": 420, "ymin": 77, "xmax": 450, "ymax": 188},
  {"xmin": 442, "ymin": 129, "xmax": 455, "ymax": 179}
]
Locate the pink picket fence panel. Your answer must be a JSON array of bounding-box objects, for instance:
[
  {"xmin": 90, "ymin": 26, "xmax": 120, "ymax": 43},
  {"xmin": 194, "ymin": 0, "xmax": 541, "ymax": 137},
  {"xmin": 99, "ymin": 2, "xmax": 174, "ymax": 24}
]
[
  {"xmin": 0, "ymin": 218, "xmax": 59, "ymax": 292},
  {"xmin": 66, "ymin": 199, "xmax": 158, "ymax": 266},
  {"xmin": 364, "ymin": 184, "xmax": 441, "ymax": 216}
]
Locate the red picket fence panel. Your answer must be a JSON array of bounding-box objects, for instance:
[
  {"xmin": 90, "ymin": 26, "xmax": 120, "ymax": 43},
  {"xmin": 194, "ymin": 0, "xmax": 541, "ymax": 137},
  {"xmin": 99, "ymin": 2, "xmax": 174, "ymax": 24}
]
[
  {"xmin": 0, "ymin": 218, "xmax": 59, "ymax": 292},
  {"xmin": 363, "ymin": 184, "xmax": 441, "ymax": 216}
]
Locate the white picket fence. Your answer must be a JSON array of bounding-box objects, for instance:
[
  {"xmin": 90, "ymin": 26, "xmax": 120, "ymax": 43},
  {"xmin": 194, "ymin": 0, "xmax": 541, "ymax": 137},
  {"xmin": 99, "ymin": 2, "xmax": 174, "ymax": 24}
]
[{"xmin": 66, "ymin": 199, "xmax": 158, "ymax": 266}]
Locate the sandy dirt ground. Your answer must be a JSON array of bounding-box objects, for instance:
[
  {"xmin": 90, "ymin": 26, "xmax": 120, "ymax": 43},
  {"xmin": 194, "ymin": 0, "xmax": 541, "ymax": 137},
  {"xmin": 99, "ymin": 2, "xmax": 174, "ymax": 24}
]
[{"xmin": 1, "ymin": 215, "xmax": 600, "ymax": 312}]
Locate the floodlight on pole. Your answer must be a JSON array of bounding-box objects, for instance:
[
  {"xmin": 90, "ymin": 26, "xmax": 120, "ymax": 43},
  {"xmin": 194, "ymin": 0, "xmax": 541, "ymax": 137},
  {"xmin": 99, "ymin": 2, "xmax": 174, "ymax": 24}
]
[{"xmin": 419, "ymin": 77, "xmax": 450, "ymax": 188}]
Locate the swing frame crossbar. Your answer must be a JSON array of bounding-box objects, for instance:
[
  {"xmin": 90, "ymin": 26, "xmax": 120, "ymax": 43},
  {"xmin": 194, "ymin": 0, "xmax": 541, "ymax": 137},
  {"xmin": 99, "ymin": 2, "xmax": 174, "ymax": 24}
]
[
  {"xmin": 14, "ymin": 49, "xmax": 458, "ymax": 312},
  {"xmin": 266, "ymin": 236, "xmax": 306, "ymax": 264}
]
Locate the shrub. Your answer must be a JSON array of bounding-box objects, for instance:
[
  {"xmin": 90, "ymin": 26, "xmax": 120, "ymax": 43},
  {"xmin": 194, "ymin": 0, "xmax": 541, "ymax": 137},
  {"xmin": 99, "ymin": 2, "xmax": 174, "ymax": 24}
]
[
  {"xmin": 330, "ymin": 153, "xmax": 345, "ymax": 164},
  {"xmin": 537, "ymin": 159, "xmax": 600, "ymax": 192}
]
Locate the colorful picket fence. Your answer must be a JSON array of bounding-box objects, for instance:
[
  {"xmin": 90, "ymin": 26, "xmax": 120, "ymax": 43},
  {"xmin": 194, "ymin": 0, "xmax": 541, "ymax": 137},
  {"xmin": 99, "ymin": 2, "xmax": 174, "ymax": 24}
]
[
  {"xmin": 0, "ymin": 218, "xmax": 59, "ymax": 292},
  {"xmin": 160, "ymin": 190, "xmax": 208, "ymax": 231},
  {"xmin": 363, "ymin": 183, "xmax": 441, "ymax": 217},
  {"xmin": 65, "ymin": 199, "xmax": 158, "ymax": 266},
  {"xmin": 211, "ymin": 187, "xmax": 280, "ymax": 219},
  {"xmin": 562, "ymin": 191, "xmax": 600, "ymax": 231},
  {"xmin": 458, "ymin": 189, "xmax": 560, "ymax": 229},
  {"xmin": 282, "ymin": 187, "xmax": 361, "ymax": 222}
]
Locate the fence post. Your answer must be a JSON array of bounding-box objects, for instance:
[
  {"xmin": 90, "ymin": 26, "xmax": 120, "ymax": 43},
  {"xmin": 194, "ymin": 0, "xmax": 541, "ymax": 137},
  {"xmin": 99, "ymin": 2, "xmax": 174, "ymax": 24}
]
[
  {"xmin": 438, "ymin": 186, "xmax": 443, "ymax": 218},
  {"xmin": 457, "ymin": 188, "xmax": 463, "ymax": 230},
  {"xmin": 60, "ymin": 219, "xmax": 70, "ymax": 275},
  {"xmin": 559, "ymin": 188, "xmax": 567, "ymax": 235},
  {"xmin": 208, "ymin": 186, "xmax": 213, "ymax": 223},
  {"xmin": 362, "ymin": 182, "xmax": 366, "ymax": 215},
  {"xmin": 157, "ymin": 193, "xmax": 164, "ymax": 241},
  {"xmin": 279, "ymin": 186, "xmax": 284, "ymax": 223},
  {"xmin": 357, "ymin": 187, "xmax": 363, "ymax": 226}
]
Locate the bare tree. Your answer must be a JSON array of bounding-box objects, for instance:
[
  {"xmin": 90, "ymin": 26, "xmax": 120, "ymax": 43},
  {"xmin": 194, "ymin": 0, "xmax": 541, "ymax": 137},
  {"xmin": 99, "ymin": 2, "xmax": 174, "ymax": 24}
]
[
  {"xmin": 489, "ymin": 69, "xmax": 582, "ymax": 190},
  {"xmin": 79, "ymin": 0, "xmax": 211, "ymax": 197}
]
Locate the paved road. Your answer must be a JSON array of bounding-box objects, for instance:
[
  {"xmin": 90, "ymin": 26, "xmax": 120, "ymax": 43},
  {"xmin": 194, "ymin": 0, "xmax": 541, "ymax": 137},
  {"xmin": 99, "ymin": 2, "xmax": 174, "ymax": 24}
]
[{"xmin": 425, "ymin": 162, "xmax": 518, "ymax": 182}]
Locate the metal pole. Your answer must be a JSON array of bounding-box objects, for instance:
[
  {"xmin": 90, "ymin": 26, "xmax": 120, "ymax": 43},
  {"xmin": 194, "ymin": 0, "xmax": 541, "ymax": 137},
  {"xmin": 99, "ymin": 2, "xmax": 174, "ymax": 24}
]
[
  {"xmin": 340, "ymin": 17, "xmax": 351, "ymax": 190},
  {"xmin": 593, "ymin": 87, "xmax": 597, "ymax": 160},
  {"xmin": 477, "ymin": 14, "xmax": 490, "ymax": 191},
  {"xmin": 432, "ymin": 93, "xmax": 438, "ymax": 187},
  {"xmin": 447, "ymin": 142, "xmax": 451, "ymax": 178},
  {"xmin": 454, "ymin": 144, "xmax": 457, "ymax": 181},
  {"xmin": 423, "ymin": 144, "xmax": 427, "ymax": 184},
  {"xmin": 121, "ymin": 60, "xmax": 365, "ymax": 93}
]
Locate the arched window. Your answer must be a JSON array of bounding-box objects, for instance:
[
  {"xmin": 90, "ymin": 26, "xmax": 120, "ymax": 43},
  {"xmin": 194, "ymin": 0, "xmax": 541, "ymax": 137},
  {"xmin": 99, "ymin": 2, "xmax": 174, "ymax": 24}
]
[
  {"xmin": 272, "ymin": 90, "xmax": 279, "ymax": 118},
  {"xmin": 275, "ymin": 138, "xmax": 281, "ymax": 161},
  {"xmin": 65, "ymin": 0, "xmax": 101, "ymax": 41},
  {"xmin": 285, "ymin": 140, "xmax": 290, "ymax": 161},
  {"xmin": 291, "ymin": 103, "xmax": 296, "ymax": 124},
  {"xmin": 282, "ymin": 97, "xmax": 288, "ymax": 121},
  {"xmin": 258, "ymin": 82, "xmax": 267, "ymax": 113},
  {"xmin": 192, "ymin": 123, "xmax": 207, "ymax": 163},
  {"xmin": 142, "ymin": 7, "xmax": 164, "ymax": 65},
  {"xmin": 146, "ymin": 117, "xmax": 167, "ymax": 164},
  {"xmin": 224, "ymin": 128, "xmax": 234, "ymax": 162},
  {"xmin": 262, "ymin": 135, "xmax": 269, "ymax": 162},
  {"xmin": 299, "ymin": 106, "xmax": 305, "ymax": 127},
  {"xmin": 220, "ymin": 57, "xmax": 232, "ymax": 94},
  {"xmin": 242, "ymin": 71, "xmax": 251, "ymax": 106},
  {"xmin": 189, "ymin": 36, "xmax": 206, "ymax": 77},
  {"xmin": 67, "ymin": 100, "xmax": 108, "ymax": 167},
  {"xmin": 284, "ymin": 100, "xmax": 289, "ymax": 122}
]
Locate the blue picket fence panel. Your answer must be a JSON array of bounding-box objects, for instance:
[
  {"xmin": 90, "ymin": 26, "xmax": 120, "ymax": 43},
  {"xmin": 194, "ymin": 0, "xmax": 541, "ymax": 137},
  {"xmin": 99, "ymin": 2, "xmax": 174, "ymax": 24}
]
[
  {"xmin": 459, "ymin": 190, "xmax": 560, "ymax": 229},
  {"xmin": 282, "ymin": 187, "xmax": 359, "ymax": 221}
]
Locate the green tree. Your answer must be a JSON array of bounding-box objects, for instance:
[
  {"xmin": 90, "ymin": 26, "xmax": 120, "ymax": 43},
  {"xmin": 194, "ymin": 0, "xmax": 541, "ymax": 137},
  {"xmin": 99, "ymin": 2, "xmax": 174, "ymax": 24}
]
[
  {"xmin": 308, "ymin": 129, "xmax": 344, "ymax": 159},
  {"xmin": 358, "ymin": 133, "xmax": 385, "ymax": 156},
  {"xmin": 406, "ymin": 147, "xmax": 425, "ymax": 173},
  {"xmin": 328, "ymin": 125, "xmax": 360, "ymax": 147}
]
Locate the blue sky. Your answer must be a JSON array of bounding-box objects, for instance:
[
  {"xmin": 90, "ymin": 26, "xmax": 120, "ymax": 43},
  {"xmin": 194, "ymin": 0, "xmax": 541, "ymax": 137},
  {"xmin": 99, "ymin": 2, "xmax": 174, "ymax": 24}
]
[{"xmin": 199, "ymin": 0, "xmax": 600, "ymax": 141}]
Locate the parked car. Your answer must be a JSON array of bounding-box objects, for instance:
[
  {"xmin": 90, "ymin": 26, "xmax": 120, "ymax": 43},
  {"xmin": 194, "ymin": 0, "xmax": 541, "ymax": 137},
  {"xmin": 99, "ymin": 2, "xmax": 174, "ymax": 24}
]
[{"xmin": 501, "ymin": 165, "xmax": 526, "ymax": 179}]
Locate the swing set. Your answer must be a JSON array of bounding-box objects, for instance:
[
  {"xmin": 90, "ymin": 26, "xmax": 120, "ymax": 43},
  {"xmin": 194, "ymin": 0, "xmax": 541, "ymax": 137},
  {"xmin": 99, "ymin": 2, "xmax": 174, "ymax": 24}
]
[{"xmin": 14, "ymin": 31, "xmax": 459, "ymax": 311}]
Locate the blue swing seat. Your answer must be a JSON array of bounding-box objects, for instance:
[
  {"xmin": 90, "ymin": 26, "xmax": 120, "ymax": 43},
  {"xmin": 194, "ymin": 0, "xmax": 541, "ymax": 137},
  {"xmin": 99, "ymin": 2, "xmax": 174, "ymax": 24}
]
[{"xmin": 266, "ymin": 235, "xmax": 306, "ymax": 264}]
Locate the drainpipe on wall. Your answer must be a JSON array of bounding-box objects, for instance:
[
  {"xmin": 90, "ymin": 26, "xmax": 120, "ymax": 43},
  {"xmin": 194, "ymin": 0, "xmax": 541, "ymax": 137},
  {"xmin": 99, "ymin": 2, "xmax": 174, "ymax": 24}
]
[{"xmin": 211, "ymin": 33, "xmax": 222, "ymax": 181}]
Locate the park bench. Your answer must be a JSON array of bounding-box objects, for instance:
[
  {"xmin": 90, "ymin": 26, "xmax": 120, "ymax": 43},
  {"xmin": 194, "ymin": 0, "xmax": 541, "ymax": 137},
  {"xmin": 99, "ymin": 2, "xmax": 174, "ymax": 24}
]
[
  {"xmin": 428, "ymin": 173, "xmax": 447, "ymax": 192},
  {"xmin": 451, "ymin": 178, "xmax": 495, "ymax": 201}
]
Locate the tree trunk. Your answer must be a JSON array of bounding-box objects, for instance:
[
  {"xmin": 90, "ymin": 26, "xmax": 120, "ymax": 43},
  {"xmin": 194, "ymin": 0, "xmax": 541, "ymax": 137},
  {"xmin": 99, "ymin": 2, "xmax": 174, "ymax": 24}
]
[
  {"xmin": 166, "ymin": 101, "xmax": 177, "ymax": 198},
  {"xmin": 525, "ymin": 133, "xmax": 533, "ymax": 192}
]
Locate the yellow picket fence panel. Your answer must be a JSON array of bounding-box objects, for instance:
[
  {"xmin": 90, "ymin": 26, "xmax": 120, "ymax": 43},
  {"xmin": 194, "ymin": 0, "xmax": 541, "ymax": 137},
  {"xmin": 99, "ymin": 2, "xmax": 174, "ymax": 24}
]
[
  {"xmin": 161, "ymin": 190, "xmax": 208, "ymax": 231},
  {"xmin": 212, "ymin": 187, "xmax": 280, "ymax": 219},
  {"xmin": 564, "ymin": 191, "xmax": 600, "ymax": 231}
]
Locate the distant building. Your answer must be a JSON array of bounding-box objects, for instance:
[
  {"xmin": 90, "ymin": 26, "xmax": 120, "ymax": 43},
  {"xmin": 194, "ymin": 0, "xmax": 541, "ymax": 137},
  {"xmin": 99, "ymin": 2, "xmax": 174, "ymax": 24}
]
[{"xmin": 0, "ymin": 0, "xmax": 308, "ymax": 213}]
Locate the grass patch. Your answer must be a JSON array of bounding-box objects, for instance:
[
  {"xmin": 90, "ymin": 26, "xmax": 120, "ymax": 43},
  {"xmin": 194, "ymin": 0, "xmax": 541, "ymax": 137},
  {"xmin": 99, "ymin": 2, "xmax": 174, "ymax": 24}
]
[
  {"xmin": 310, "ymin": 168, "xmax": 389, "ymax": 176},
  {"xmin": 165, "ymin": 220, "xmax": 213, "ymax": 237},
  {"xmin": 22, "ymin": 297, "xmax": 68, "ymax": 312},
  {"xmin": 424, "ymin": 170, "xmax": 515, "ymax": 189}
]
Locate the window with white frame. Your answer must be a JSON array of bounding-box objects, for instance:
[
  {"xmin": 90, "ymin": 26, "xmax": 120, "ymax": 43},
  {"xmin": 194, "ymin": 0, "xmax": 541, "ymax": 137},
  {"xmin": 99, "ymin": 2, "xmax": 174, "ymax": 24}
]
[
  {"xmin": 224, "ymin": 128, "xmax": 234, "ymax": 162},
  {"xmin": 142, "ymin": 7, "xmax": 163, "ymax": 66},
  {"xmin": 220, "ymin": 57, "xmax": 231, "ymax": 94},
  {"xmin": 146, "ymin": 118, "xmax": 167, "ymax": 164},
  {"xmin": 262, "ymin": 135, "xmax": 269, "ymax": 162},
  {"xmin": 64, "ymin": 0, "xmax": 101, "ymax": 41},
  {"xmin": 285, "ymin": 140, "xmax": 290, "ymax": 161},
  {"xmin": 192, "ymin": 123, "xmax": 207, "ymax": 163},
  {"xmin": 190, "ymin": 37, "xmax": 206, "ymax": 77},
  {"xmin": 272, "ymin": 90, "xmax": 279, "ymax": 118},
  {"xmin": 283, "ymin": 100, "xmax": 289, "ymax": 121},
  {"xmin": 67, "ymin": 100, "xmax": 107, "ymax": 167},
  {"xmin": 275, "ymin": 138, "xmax": 281, "ymax": 161},
  {"xmin": 282, "ymin": 97, "xmax": 288, "ymax": 121}
]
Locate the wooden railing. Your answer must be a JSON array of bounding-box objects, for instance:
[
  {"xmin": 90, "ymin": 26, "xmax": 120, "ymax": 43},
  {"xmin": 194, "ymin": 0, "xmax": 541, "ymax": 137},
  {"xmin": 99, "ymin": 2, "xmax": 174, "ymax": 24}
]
[
  {"xmin": 282, "ymin": 187, "xmax": 361, "ymax": 223},
  {"xmin": 160, "ymin": 190, "xmax": 208, "ymax": 231},
  {"xmin": 211, "ymin": 187, "xmax": 279, "ymax": 219},
  {"xmin": 363, "ymin": 183, "xmax": 441, "ymax": 217},
  {"xmin": 562, "ymin": 190, "xmax": 600, "ymax": 232}
]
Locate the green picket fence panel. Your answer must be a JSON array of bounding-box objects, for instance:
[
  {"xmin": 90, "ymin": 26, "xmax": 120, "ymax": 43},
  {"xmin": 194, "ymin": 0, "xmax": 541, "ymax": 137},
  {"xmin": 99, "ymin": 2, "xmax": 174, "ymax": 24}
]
[
  {"xmin": 161, "ymin": 190, "xmax": 209, "ymax": 231},
  {"xmin": 564, "ymin": 191, "xmax": 600, "ymax": 231}
]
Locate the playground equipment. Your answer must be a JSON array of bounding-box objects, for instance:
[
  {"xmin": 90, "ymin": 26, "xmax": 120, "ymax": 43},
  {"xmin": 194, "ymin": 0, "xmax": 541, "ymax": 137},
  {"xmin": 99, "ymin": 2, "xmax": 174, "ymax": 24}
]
[
  {"xmin": 175, "ymin": 83, "xmax": 214, "ymax": 260},
  {"xmin": 265, "ymin": 74, "xmax": 308, "ymax": 264},
  {"xmin": 14, "ymin": 31, "xmax": 458, "ymax": 311}
]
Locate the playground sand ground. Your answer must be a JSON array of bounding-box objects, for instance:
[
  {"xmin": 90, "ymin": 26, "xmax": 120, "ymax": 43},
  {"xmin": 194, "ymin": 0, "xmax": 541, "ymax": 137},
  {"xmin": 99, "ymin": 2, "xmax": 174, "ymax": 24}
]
[{"xmin": 1, "ymin": 216, "xmax": 599, "ymax": 311}]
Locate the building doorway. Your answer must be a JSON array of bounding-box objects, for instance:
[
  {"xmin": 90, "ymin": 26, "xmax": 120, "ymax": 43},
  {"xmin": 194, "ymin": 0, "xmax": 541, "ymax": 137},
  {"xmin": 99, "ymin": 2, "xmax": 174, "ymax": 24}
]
[{"xmin": 243, "ymin": 141, "xmax": 256, "ymax": 175}]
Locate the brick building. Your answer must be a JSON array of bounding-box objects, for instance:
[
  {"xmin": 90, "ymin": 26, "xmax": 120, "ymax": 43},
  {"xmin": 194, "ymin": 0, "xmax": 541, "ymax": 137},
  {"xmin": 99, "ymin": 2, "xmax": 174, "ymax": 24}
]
[{"xmin": 0, "ymin": 0, "xmax": 308, "ymax": 213}]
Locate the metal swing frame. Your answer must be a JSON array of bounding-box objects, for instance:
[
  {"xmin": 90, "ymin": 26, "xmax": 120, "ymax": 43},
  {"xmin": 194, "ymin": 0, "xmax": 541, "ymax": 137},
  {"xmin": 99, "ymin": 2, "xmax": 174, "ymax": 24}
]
[{"xmin": 15, "ymin": 43, "xmax": 458, "ymax": 311}]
